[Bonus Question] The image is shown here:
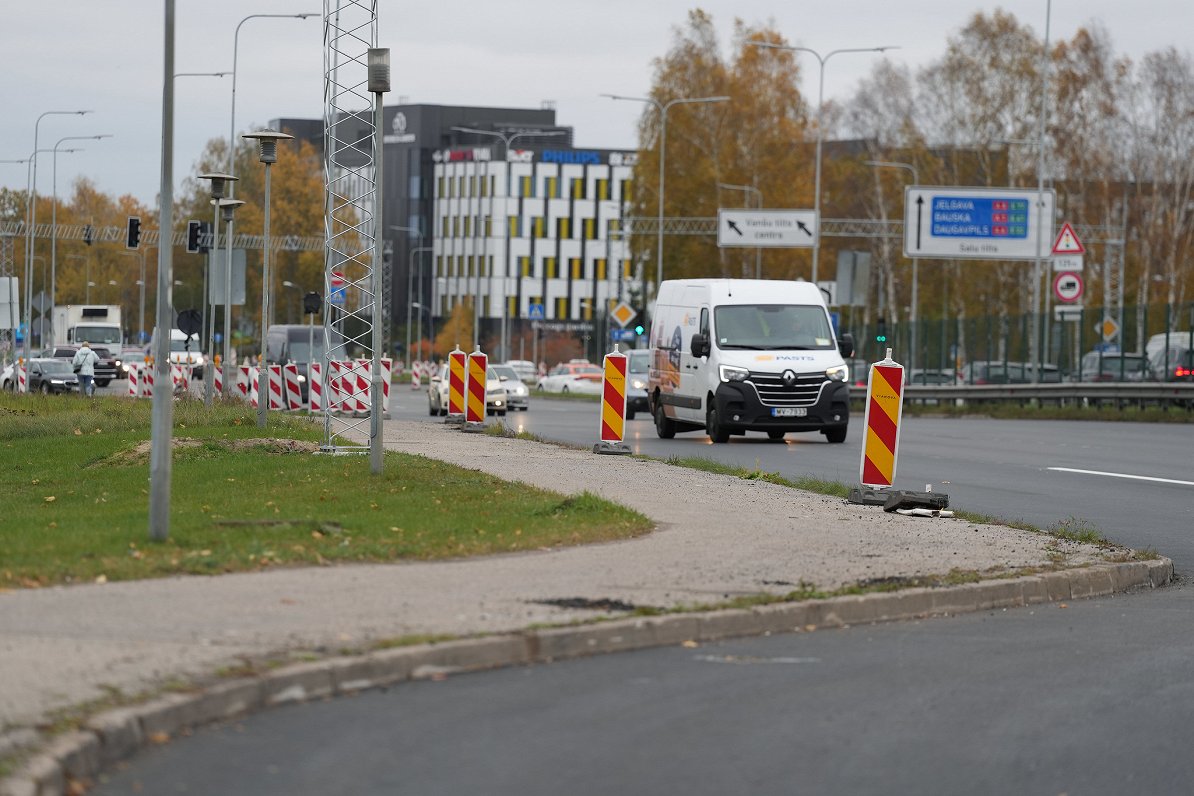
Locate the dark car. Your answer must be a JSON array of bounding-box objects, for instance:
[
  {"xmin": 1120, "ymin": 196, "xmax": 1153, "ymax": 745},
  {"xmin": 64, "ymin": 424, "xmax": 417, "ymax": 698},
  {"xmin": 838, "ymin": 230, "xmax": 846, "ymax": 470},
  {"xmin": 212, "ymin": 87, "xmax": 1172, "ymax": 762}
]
[
  {"xmin": 960, "ymin": 361, "xmax": 1062, "ymax": 384},
  {"xmin": 25, "ymin": 358, "xmax": 79, "ymax": 394},
  {"xmin": 265, "ymin": 324, "xmax": 348, "ymax": 403},
  {"xmin": 42, "ymin": 345, "xmax": 120, "ymax": 387}
]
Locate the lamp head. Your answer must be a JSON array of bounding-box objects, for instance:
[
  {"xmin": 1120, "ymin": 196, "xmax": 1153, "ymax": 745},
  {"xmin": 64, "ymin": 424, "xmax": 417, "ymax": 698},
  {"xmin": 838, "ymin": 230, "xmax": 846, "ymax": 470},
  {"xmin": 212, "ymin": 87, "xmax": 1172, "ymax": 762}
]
[
  {"xmin": 368, "ymin": 48, "xmax": 391, "ymax": 94},
  {"xmin": 214, "ymin": 197, "xmax": 246, "ymax": 221},
  {"xmin": 199, "ymin": 171, "xmax": 238, "ymax": 200},
  {"xmin": 241, "ymin": 130, "xmax": 294, "ymax": 164}
]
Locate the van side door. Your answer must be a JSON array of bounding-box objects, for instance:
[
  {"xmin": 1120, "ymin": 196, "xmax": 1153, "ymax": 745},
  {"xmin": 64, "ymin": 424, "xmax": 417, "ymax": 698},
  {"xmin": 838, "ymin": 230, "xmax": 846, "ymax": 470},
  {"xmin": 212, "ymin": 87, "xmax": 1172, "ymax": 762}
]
[{"xmin": 675, "ymin": 287, "xmax": 709, "ymax": 423}]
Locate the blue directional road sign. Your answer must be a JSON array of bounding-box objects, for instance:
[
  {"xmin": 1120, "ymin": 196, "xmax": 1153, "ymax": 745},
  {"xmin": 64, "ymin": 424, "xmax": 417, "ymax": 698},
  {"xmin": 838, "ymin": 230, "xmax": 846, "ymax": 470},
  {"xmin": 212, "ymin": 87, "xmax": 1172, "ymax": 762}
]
[{"xmin": 903, "ymin": 186, "xmax": 1055, "ymax": 261}]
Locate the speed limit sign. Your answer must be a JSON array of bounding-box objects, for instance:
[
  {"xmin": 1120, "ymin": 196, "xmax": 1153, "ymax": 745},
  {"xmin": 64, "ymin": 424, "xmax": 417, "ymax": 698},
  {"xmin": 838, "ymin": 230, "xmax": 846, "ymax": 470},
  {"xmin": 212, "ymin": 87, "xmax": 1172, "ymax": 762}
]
[{"xmin": 1053, "ymin": 271, "xmax": 1084, "ymax": 303}]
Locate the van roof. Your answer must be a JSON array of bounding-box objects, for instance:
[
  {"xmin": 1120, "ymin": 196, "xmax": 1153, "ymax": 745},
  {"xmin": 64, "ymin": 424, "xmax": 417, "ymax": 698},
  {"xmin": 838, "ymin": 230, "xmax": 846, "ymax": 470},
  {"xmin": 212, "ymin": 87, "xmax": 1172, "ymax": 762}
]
[{"xmin": 658, "ymin": 278, "xmax": 827, "ymax": 306}]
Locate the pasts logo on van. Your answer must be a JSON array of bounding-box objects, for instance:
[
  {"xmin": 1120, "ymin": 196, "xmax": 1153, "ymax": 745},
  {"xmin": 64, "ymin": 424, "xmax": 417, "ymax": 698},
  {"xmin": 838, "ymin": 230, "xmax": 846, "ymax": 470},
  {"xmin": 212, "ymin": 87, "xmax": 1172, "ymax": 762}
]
[{"xmin": 753, "ymin": 354, "xmax": 815, "ymax": 362}]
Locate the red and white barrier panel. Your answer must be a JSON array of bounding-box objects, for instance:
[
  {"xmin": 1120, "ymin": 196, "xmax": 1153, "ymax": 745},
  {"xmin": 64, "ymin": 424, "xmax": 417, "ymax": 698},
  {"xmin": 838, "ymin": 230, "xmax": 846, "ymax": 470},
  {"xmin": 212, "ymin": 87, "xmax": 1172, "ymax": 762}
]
[
  {"xmin": 128, "ymin": 364, "xmax": 140, "ymax": 397},
  {"xmin": 309, "ymin": 362, "xmax": 324, "ymax": 411},
  {"xmin": 235, "ymin": 366, "xmax": 260, "ymax": 406},
  {"xmin": 171, "ymin": 364, "xmax": 192, "ymax": 394},
  {"xmin": 381, "ymin": 358, "xmax": 392, "ymax": 413},
  {"xmin": 410, "ymin": 360, "xmax": 423, "ymax": 390},
  {"xmin": 213, "ymin": 364, "xmax": 223, "ymax": 395},
  {"xmin": 16, "ymin": 363, "xmax": 26, "ymax": 394},
  {"xmin": 282, "ymin": 364, "xmax": 302, "ymax": 410}
]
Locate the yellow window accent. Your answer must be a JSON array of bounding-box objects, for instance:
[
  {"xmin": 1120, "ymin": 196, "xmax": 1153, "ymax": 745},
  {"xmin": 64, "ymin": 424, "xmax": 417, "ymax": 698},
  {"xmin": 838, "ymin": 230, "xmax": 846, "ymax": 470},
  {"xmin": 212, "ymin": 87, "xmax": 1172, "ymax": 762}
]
[
  {"xmin": 581, "ymin": 301, "xmax": 592, "ymax": 321},
  {"xmin": 533, "ymin": 217, "xmax": 545, "ymax": 239},
  {"xmin": 596, "ymin": 179, "xmax": 609, "ymax": 201},
  {"xmin": 521, "ymin": 256, "xmax": 531, "ymax": 278},
  {"xmin": 507, "ymin": 296, "xmax": 517, "ymax": 317},
  {"xmin": 519, "ymin": 175, "xmax": 532, "ymax": 197},
  {"xmin": 557, "ymin": 218, "xmax": 570, "ymax": 239},
  {"xmin": 546, "ymin": 176, "xmax": 558, "ymax": 198},
  {"xmin": 545, "ymin": 258, "xmax": 557, "ymax": 279},
  {"xmin": 623, "ymin": 260, "xmax": 633, "ymax": 279},
  {"xmin": 555, "ymin": 297, "xmax": 567, "ymax": 319},
  {"xmin": 597, "ymin": 259, "xmax": 607, "ymax": 280},
  {"xmin": 571, "ymin": 178, "xmax": 585, "ymax": 199},
  {"xmin": 571, "ymin": 258, "xmax": 582, "ymax": 280},
  {"xmin": 621, "ymin": 179, "xmax": 633, "ymax": 203},
  {"xmin": 583, "ymin": 218, "xmax": 596, "ymax": 240},
  {"xmin": 507, "ymin": 216, "xmax": 519, "ymax": 238}
]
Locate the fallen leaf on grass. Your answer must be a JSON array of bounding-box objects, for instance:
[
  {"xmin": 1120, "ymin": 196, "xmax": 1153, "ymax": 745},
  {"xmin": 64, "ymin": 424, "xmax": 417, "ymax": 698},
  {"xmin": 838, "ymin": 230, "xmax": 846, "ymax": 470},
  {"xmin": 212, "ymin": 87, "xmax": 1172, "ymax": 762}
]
[
  {"xmin": 73, "ymin": 429, "xmax": 82, "ymax": 436},
  {"xmin": 681, "ymin": 640, "xmax": 699, "ymax": 649},
  {"xmin": 95, "ymin": 575, "xmax": 107, "ymax": 584},
  {"xmin": 44, "ymin": 496, "xmax": 55, "ymax": 503}
]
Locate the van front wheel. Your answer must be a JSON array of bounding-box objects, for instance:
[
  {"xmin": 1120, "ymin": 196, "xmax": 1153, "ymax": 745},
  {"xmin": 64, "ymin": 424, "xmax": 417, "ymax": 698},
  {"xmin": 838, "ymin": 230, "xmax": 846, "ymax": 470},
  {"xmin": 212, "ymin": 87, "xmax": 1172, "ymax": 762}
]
[
  {"xmin": 706, "ymin": 405, "xmax": 730, "ymax": 443},
  {"xmin": 824, "ymin": 426, "xmax": 847, "ymax": 444},
  {"xmin": 653, "ymin": 402, "xmax": 676, "ymax": 439}
]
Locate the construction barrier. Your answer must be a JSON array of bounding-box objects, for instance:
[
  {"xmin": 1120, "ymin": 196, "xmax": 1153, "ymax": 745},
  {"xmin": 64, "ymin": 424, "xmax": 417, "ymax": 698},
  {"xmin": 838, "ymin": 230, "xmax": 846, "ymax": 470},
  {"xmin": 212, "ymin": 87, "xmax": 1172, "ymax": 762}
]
[
  {"xmin": 594, "ymin": 347, "xmax": 631, "ymax": 454},
  {"xmin": 859, "ymin": 349, "xmax": 905, "ymax": 489},
  {"xmin": 308, "ymin": 362, "xmax": 324, "ymax": 412},
  {"xmin": 140, "ymin": 364, "xmax": 155, "ymax": 399},
  {"xmin": 127, "ymin": 364, "xmax": 140, "ymax": 397},
  {"xmin": 213, "ymin": 364, "xmax": 222, "ymax": 396},
  {"xmin": 171, "ymin": 364, "xmax": 192, "ymax": 394},
  {"xmin": 447, "ymin": 348, "xmax": 466, "ymax": 421},
  {"xmin": 16, "ymin": 362, "xmax": 26, "ymax": 394},
  {"xmin": 465, "ymin": 348, "xmax": 488, "ymax": 427},
  {"xmin": 411, "ymin": 360, "xmax": 423, "ymax": 390}
]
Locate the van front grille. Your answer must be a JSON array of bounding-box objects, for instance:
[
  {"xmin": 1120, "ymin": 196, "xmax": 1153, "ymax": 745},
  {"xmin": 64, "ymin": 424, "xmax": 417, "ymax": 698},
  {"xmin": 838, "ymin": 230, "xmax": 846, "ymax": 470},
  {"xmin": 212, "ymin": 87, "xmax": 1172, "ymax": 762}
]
[{"xmin": 747, "ymin": 370, "xmax": 827, "ymax": 407}]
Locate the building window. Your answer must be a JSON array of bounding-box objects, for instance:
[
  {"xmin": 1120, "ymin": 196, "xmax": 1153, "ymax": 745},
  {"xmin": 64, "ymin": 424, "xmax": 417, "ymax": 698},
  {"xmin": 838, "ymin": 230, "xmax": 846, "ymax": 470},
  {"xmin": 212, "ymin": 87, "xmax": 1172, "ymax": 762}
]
[
  {"xmin": 570, "ymin": 258, "xmax": 582, "ymax": 280},
  {"xmin": 583, "ymin": 218, "xmax": 597, "ymax": 241},
  {"xmin": 520, "ymin": 256, "xmax": 532, "ymax": 278},
  {"xmin": 620, "ymin": 179, "xmax": 633, "ymax": 203},
  {"xmin": 555, "ymin": 297, "xmax": 568, "ymax": 319},
  {"xmin": 556, "ymin": 217, "xmax": 570, "ymax": 240},
  {"xmin": 546, "ymin": 176, "xmax": 559, "ymax": 199},
  {"xmin": 596, "ymin": 178, "xmax": 610, "ymax": 201},
  {"xmin": 571, "ymin": 178, "xmax": 585, "ymax": 199},
  {"xmin": 545, "ymin": 257, "xmax": 557, "ymax": 279},
  {"xmin": 532, "ymin": 217, "xmax": 545, "ymax": 239},
  {"xmin": 519, "ymin": 175, "xmax": 533, "ymax": 197},
  {"xmin": 597, "ymin": 259, "xmax": 607, "ymax": 280}
]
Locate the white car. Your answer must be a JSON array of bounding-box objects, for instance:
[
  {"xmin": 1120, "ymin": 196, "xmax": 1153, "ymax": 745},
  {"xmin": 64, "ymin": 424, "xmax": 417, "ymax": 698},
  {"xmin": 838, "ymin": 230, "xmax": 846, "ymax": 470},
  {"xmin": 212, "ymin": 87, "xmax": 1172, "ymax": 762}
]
[
  {"xmin": 428, "ymin": 363, "xmax": 508, "ymax": 416},
  {"xmin": 0, "ymin": 363, "xmax": 15, "ymax": 391},
  {"xmin": 536, "ymin": 361, "xmax": 603, "ymax": 394}
]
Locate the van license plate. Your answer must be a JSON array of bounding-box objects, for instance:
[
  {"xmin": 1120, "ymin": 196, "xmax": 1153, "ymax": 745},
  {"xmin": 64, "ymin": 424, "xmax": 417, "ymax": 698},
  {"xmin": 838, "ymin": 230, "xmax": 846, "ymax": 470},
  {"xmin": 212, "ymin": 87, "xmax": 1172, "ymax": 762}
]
[{"xmin": 771, "ymin": 407, "xmax": 807, "ymax": 417}]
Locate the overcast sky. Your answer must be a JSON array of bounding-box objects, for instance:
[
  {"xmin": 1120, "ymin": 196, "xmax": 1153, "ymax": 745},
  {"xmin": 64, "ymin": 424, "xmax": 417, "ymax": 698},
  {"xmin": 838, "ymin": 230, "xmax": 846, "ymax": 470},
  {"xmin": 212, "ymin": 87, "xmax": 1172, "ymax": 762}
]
[{"xmin": 4, "ymin": 1, "xmax": 1191, "ymax": 207}]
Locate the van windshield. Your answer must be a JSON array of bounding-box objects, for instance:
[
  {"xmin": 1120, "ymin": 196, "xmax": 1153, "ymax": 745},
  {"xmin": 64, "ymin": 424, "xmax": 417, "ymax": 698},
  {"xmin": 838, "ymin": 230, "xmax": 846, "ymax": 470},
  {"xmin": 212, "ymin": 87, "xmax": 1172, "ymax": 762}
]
[
  {"xmin": 289, "ymin": 339, "xmax": 347, "ymax": 363},
  {"xmin": 627, "ymin": 351, "xmax": 649, "ymax": 373},
  {"xmin": 75, "ymin": 325, "xmax": 121, "ymax": 345},
  {"xmin": 714, "ymin": 305, "xmax": 834, "ymax": 350}
]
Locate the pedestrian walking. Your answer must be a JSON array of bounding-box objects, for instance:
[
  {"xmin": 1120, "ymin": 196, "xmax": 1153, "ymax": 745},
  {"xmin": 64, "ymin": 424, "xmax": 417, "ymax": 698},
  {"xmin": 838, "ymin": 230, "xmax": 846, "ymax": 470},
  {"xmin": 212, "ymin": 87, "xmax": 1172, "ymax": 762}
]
[{"xmin": 72, "ymin": 340, "xmax": 99, "ymax": 397}]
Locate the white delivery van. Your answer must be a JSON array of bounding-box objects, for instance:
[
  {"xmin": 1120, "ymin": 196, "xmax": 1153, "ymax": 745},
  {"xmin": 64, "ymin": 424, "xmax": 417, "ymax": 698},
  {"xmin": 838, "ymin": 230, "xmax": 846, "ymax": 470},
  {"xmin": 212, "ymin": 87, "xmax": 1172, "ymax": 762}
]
[{"xmin": 647, "ymin": 279, "xmax": 854, "ymax": 443}]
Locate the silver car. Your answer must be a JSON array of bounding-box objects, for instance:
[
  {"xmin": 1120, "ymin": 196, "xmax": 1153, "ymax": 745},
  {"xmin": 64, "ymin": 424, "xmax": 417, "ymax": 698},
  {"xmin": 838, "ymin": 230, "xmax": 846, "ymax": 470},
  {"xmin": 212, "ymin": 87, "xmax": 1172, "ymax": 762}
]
[
  {"xmin": 491, "ymin": 364, "xmax": 530, "ymax": 411},
  {"xmin": 428, "ymin": 363, "xmax": 509, "ymax": 416}
]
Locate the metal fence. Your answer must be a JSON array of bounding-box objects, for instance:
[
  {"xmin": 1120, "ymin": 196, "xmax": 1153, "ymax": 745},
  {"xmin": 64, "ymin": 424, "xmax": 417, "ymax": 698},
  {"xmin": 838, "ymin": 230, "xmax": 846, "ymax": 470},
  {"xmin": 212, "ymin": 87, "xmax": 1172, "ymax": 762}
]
[{"xmin": 841, "ymin": 301, "xmax": 1194, "ymax": 382}]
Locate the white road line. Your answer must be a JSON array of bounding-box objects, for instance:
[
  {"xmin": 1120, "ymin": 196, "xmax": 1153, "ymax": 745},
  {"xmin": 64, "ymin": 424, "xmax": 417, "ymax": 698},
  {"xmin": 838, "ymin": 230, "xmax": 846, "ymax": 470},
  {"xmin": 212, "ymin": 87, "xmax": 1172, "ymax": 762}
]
[{"xmin": 1048, "ymin": 467, "xmax": 1194, "ymax": 487}]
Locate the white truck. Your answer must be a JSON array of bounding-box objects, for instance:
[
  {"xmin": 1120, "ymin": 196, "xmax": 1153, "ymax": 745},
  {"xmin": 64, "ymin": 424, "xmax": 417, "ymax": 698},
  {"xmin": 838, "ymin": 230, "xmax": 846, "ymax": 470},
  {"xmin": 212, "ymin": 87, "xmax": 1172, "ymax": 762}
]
[
  {"xmin": 647, "ymin": 279, "xmax": 855, "ymax": 443},
  {"xmin": 52, "ymin": 304, "xmax": 123, "ymax": 355}
]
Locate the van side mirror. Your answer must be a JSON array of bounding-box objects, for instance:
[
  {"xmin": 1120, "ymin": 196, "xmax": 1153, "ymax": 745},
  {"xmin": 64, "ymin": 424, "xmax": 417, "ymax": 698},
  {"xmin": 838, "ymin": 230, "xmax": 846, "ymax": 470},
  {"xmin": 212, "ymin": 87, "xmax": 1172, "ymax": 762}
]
[
  {"xmin": 838, "ymin": 333, "xmax": 855, "ymax": 359},
  {"xmin": 690, "ymin": 333, "xmax": 710, "ymax": 358}
]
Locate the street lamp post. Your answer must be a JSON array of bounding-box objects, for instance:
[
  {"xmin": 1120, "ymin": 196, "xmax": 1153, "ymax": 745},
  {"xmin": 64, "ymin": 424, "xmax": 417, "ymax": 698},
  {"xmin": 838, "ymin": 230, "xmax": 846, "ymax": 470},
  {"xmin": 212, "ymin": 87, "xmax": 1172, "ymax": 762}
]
[
  {"xmin": 215, "ymin": 197, "xmax": 245, "ymax": 396},
  {"xmin": 717, "ymin": 182, "xmax": 763, "ymax": 278},
  {"xmin": 197, "ymin": 172, "xmax": 238, "ymax": 405},
  {"xmin": 281, "ymin": 280, "xmax": 301, "ymax": 323},
  {"xmin": 366, "ymin": 48, "xmax": 391, "ymax": 475},
  {"xmin": 227, "ymin": 13, "xmax": 317, "ymax": 196},
  {"xmin": 389, "ymin": 225, "xmax": 421, "ymax": 371},
  {"xmin": 51, "ymin": 134, "xmax": 111, "ymax": 339},
  {"xmin": 24, "ymin": 109, "xmax": 91, "ymax": 368},
  {"xmin": 242, "ymin": 130, "xmax": 294, "ymax": 429},
  {"xmin": 864, "ymin": 160, "xmax": 919, "ymax": 373},
  {"xmin": 450, "ymin": 126, "xmax": 567, "ymax": 359},
  {"xmin": 412, "ymin": 302, "xmax": 434, "ymax": 355},
  {"xmin": 750, "ymin": 42, "xmax": 896, "ymax": 283},
  {"xmin": 601, "ymin": 94, "xmax": 730, "ymax": 292},
  {"xmin": 409, "ymin": 246, "xmax": 432, "ymax": 359}
]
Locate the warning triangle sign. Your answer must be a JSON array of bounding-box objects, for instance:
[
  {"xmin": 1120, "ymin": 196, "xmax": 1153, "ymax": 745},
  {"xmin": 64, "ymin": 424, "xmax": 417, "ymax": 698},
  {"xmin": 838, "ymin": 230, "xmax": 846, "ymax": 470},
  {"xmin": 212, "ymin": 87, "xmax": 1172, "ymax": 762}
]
[{"xmin": 1052, "ymin": 222, "xmax": 1085, "ymax": 255}]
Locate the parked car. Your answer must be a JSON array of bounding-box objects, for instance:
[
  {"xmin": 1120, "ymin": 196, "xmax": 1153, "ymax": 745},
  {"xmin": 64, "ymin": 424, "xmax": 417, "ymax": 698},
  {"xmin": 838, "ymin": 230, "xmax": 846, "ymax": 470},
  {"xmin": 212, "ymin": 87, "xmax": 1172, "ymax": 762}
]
[
  {"xmin": 41, "ymin": 344, "xmax": 120, "ymax": 386},
  {"xmin": 1075, "ymin": 352, "xmax": 1151, "ymax": 382},
  {"xmin": 536, "ymin": 360, "xmax": 603, "ymax": 393},
  {"xmin": 0, "ymin": 363, "xmax": 16, "ymax": 391},
  {"xmin": 490, "ymin": 363, "xmax": 530, "ymax": 411},
  {"xmin": 265, "ymin": 324, "xmax": 348, "ymax": 403},
  {"xmin": 960, "ymin": 361, "xmax": 1061, "ymax": 384},
  {"xmin": 24, "ymin": 358, "xmax": 79, "ymax": 394},
  {"xmin": 626, "ymin": 349, "xmax": 649, "ymax": 419},
  {"xmin": 427, "ymin": 363, "xmax": 509, "ymax": 416}
]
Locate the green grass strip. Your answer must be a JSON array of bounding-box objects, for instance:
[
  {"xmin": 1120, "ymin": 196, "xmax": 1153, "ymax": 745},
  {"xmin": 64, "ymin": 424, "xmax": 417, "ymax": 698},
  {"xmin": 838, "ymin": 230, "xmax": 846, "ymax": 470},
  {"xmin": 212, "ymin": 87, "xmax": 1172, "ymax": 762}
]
[{"xmin": 0, "ymin": 394, "xmax": 651, "ymax": 588}]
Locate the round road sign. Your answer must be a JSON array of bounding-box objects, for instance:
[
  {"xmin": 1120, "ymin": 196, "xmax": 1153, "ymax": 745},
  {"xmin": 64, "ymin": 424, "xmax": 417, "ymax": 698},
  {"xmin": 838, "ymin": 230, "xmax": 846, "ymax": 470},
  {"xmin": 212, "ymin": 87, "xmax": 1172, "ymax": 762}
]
[{"xmin": 1053, "ymin": 271, "xmax": 1084, "ymax": 303}]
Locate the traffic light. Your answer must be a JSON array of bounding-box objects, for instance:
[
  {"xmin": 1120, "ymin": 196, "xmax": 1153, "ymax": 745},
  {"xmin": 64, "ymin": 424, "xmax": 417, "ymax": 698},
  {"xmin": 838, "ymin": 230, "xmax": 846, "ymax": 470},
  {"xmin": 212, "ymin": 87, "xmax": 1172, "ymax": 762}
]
[
  {"xmin": 186, "ymin": 221, "xmax": 202, "ymax": 254},
  {"xmin": 82, "ymin": 224, "xmax": 94, "ymax": 246},
  {"xmin": 302, "ymin": 291, "xmax": 322, "ymax": 315},
  {"xmin": 634, "ymin": 324, "xmax": 645, "ymax": 336},
  {"xmin": 126, "ymin": 216, "xmax": 142, "ymax": 250},
  {"xmin": 875, "ymin": 317, "xmax": 887, "ymax": 344}
]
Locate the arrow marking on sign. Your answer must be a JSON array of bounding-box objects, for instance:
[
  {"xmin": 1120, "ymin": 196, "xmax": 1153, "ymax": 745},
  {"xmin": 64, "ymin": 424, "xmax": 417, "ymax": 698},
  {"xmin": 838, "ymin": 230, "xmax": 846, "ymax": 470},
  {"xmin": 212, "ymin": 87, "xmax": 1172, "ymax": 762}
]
[
  {"xmin": 727, "ymin": 219, "xmax": 743, "ymax": 236},
  {"xmin": 797, "ymin": 221, "xmax": 813, "ymax": 237},
  {"xmin": 915, "ymin": 195, "xmax": 924, "ymax": 249}
]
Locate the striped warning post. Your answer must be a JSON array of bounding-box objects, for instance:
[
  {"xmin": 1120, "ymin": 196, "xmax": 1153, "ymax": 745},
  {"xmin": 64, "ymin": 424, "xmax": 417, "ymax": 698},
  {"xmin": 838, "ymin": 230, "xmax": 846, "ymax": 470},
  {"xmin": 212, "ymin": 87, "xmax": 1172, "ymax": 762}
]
[
  {"xmin": 141, "ymin": 364, "xmax": 154, "ymax": 399},
  {"xmin": 351, "ymin": 359, "xmax": 371, "ymax": 415},
  {"xmin": 465, "ymin": 348, "xmax": 488, "ymax": 425},
  {"xmin": 859, "ymin": 350, "xmax": 905, "ymax": 489},
  {"xmin": 236, "ymin": 365, "xmax": 251, "ymax": 402},
  {"xmin": 16, "ymin": 362, "xmax": 26, "ymax": 394},
  {"xmin": 411, "ymin": 360, "xmax": 422, "ymax": 390},
  {"xmin": 308, "ymin": 362, "xmax": 324, "ymax": 411},
  {"xmin": 447, "ymin": 348, "xmax": 466, "ymax": 420},
  {"xmin": 380, "ymin": 358, "xmax": 392, "ymax": 414},
  {"xmin": 213, "ymin": 364, "xmax": 222, "ymax": 396},
  {"xmin": 248, "ymin": 366, "xmax": 260, "ymax": 408},
  {"xmin": 127, "ymin": 364, "xmax": 140, "ymax": 397},
  {"xmin": 266, "ymin": 365, "xmax": 284, "ymax": 410},
  {"xmin": 600, "ymin": 349, "xmax": 628, "ymax": 442}
]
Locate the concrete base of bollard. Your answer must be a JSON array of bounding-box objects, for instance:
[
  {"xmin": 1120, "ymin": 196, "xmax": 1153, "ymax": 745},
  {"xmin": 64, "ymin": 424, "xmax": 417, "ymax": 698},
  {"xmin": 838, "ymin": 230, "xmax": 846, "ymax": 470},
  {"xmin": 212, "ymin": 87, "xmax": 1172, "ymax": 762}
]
[{"xmin": 593, "ymin": 441, "xmax": 632, "ymax": 455}]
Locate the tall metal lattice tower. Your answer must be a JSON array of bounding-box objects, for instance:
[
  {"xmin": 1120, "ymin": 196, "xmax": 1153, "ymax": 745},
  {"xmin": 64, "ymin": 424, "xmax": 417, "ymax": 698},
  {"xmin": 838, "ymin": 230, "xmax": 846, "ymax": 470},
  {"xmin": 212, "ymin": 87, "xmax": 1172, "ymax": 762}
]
[
  {"xmin": 0, "ymin": 233, "xmax": 15, "ymax": 365},
  {"xmin": 322, "ymin": 0, "xmax": 378, "ymax": 452}
]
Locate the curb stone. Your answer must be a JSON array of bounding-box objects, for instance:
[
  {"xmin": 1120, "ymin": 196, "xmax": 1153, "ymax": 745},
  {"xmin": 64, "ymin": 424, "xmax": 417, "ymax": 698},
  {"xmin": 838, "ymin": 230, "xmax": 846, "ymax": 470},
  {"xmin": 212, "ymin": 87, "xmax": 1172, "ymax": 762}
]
[{"xmin": 0, "ymin": 557, "xmax": 1173, "ymax": 796}]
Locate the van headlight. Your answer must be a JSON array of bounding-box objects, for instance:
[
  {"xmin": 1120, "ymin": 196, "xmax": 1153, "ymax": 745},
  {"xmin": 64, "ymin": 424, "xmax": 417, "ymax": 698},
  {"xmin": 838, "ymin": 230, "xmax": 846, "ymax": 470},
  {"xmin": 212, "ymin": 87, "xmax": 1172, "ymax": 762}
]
[
  {"xmin": 719, "ymin": 365, "xmax": 749, "ymax": 383},
  {"xmin": 631, "ymin": 378, "xmax": 647, "ymax": 390},
  {"xmin": 825, "ymin": 364, "xmax": 848, "ymax": 382}
]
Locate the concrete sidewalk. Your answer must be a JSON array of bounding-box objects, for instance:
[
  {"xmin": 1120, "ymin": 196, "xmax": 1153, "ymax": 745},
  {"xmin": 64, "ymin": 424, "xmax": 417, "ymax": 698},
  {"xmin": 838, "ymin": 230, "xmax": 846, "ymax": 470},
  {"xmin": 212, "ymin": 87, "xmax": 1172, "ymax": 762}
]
[{"xmin": 0, "ymin": 419, "xmax": 1171, "ymax": 793}]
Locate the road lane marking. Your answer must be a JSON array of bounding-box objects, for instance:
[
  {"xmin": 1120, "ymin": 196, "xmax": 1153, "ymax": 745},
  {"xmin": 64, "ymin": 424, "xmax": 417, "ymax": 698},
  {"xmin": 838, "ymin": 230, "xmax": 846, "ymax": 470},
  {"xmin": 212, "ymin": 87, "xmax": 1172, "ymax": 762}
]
[{"xmin": 1048, "ymin": 467, "xmax": 1194, "ymax": 487}]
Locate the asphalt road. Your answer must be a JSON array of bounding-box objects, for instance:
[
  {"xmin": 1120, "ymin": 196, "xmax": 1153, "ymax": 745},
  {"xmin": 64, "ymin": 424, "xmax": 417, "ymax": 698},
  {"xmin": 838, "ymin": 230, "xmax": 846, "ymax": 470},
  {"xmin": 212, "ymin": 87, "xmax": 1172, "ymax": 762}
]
[{"xmin": 87, "ymin": 388, "xmax": 1194, "ymax": 795}]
